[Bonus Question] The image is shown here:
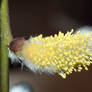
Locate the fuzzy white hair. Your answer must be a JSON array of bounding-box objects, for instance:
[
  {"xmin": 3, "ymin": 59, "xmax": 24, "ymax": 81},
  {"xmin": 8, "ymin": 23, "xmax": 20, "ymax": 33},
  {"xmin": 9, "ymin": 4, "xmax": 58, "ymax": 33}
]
[{"xmin": 8, "ymin": 48, "xmax": 55, "ymax": 74}]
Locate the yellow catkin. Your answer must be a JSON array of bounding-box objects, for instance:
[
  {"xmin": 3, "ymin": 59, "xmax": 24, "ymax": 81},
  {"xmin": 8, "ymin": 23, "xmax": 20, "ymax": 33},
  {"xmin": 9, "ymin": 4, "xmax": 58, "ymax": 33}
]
[{"xmin": 19, "ymin": 29, "xmax": 92, "ymax": 78}]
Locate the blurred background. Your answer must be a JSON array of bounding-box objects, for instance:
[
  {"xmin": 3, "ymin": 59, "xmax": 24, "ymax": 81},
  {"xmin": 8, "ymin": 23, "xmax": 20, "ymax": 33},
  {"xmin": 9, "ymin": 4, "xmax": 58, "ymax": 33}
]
[{"xmin": 9, "ymin": 0, "xmax": 92, "ymax": 92}]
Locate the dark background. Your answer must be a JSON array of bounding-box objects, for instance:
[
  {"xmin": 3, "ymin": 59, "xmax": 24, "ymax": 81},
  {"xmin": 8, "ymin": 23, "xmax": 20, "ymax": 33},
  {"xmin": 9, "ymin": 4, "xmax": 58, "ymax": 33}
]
[
  {"xmin": 9, "ymin": 0, "xmax": 92, "ymax": 37},
  {"xmin": 9, "ymin": 0, "xmax": 92, "ymax": 92}
]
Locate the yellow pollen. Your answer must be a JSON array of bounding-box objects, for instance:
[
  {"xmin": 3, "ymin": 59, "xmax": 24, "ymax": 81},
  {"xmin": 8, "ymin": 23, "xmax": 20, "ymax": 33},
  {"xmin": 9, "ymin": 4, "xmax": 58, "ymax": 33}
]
[{"xmin": 20, "ymin": 29, "xmax": 92, "ymax": 78}]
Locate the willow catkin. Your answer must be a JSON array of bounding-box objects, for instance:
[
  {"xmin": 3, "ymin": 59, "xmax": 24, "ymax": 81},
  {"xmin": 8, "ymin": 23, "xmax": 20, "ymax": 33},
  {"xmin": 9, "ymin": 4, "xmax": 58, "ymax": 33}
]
[{"xmin": 9, "ymin": 29, "xmax": 92, "ymax": 78}]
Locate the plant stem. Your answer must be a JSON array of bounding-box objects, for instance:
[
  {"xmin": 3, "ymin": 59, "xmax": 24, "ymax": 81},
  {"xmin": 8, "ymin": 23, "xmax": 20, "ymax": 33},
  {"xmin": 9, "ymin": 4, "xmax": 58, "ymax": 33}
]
[{"xmin": 1, "ymin": 0, "xmax": 13, "ymax": 92}]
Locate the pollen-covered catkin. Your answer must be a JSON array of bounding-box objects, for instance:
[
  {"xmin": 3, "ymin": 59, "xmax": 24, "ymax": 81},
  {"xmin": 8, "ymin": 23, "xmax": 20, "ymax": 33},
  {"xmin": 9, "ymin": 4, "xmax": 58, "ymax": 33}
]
[{"xmin": 18, "ymin": 29, "xmax": 92, "ymax": 78}]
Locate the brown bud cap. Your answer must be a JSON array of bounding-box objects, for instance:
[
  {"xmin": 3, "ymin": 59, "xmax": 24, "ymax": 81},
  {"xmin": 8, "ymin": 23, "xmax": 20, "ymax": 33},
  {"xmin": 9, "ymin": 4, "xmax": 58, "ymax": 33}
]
[{"xmin": 9, "ymin": 37, "xmax": 25, "ymax": 52}]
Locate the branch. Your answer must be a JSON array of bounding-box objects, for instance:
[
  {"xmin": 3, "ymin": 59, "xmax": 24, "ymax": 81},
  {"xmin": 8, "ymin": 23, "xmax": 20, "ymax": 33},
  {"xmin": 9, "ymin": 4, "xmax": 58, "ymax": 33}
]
[{"xmin": 1, "ymin": 0, "xmax": 13, "ymax": 92}]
